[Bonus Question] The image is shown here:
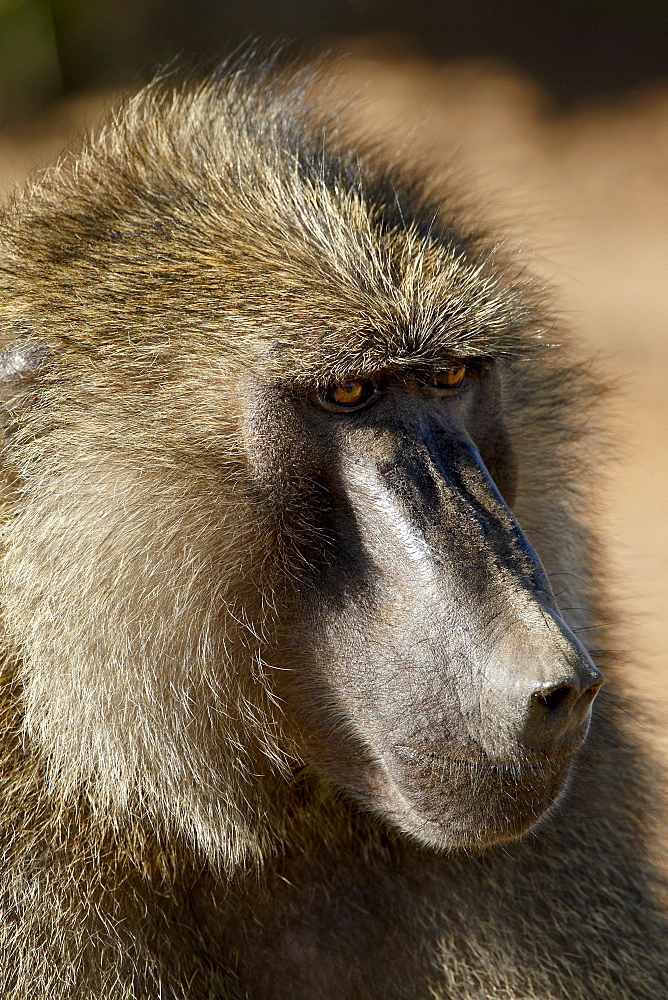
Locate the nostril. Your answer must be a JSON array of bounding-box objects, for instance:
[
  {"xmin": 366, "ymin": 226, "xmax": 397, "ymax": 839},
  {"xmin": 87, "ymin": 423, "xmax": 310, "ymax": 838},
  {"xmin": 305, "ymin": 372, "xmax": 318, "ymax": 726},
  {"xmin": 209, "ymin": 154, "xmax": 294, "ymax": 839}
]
[
  {"xmin": 535, "ymin": 683, "xmax": 578, "ymax": 714},
  {"xmin": 579, "ymin": 675, "xmax": 604, "ymax": 706},
  {"xmin": 522, "ymin": 663, "xmax": 603, "ymax": 755},
  {"xmin": 533, "ymin": 672, "xmax": 603, "ymax": 718}
]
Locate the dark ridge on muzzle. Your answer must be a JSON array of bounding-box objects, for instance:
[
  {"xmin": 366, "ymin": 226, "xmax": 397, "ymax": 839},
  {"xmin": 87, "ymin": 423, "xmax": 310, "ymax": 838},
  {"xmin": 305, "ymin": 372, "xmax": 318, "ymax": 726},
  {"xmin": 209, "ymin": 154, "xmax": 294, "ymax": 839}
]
[{"xmin": 376, "ymin": 426, "xmax": 550, "ymax": 598}]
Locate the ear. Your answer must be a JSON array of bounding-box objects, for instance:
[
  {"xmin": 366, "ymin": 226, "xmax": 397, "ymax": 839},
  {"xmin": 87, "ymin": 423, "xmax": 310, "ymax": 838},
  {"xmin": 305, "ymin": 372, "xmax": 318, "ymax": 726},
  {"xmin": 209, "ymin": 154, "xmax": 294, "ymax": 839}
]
[{"xmin": 0, "ymin": 341, "xmax": 49, "ymax": 430}]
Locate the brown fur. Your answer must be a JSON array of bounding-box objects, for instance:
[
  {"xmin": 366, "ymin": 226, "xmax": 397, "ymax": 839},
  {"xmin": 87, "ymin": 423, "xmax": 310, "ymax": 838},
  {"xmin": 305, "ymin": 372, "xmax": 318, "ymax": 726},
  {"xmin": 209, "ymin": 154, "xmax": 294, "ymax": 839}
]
[{"xmin": 0, "ymin": 56, "xmax": 665, "ymax": 998}]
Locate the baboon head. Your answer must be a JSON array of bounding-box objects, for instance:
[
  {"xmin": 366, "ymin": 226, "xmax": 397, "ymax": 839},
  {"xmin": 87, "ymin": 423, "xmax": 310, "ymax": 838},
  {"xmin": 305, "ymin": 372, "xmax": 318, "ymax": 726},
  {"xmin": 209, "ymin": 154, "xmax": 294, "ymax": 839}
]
[{"xmin": 0, "ymin": 62, "xmax": 602, "ymax": 865}]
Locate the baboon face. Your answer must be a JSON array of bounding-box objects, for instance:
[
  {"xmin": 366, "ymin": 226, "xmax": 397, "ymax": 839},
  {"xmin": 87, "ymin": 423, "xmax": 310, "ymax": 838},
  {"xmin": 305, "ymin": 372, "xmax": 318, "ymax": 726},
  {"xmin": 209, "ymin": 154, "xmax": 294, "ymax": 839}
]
[
  {"xmin": 0, "ymin": 75, "xmax": 603, "ymax": 859},
  {"xmin": 246, "ymin": 353, "xmax": 601, "ymax": 850}
]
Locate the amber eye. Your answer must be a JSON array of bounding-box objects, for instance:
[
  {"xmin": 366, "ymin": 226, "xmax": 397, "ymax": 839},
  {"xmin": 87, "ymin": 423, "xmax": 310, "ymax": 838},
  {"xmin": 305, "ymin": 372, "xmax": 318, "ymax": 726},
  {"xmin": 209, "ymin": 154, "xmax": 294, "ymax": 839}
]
[
  {"xmin": 319, "ymin": 379, "xmax": 376, "ymax": 411},
  {"xmin": 428, "ymin": 364, "xmax": 467, "ymax": 392}
]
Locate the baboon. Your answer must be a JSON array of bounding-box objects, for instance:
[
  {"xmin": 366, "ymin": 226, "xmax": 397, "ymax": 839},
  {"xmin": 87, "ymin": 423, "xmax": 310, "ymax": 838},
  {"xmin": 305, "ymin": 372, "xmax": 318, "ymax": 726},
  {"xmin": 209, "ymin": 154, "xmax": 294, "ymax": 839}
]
[{"xmin": 0, "ymin": 55, "xmax": 665, "ymax": 1000}]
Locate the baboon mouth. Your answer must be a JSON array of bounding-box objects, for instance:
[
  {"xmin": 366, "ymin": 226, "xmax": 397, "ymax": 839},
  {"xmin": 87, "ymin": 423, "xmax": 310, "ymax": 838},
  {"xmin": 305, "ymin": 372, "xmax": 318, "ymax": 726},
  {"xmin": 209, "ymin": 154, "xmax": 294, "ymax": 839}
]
[{"xmin": 393, "ymin": 744, "xmax": 579, "ymax": 767}]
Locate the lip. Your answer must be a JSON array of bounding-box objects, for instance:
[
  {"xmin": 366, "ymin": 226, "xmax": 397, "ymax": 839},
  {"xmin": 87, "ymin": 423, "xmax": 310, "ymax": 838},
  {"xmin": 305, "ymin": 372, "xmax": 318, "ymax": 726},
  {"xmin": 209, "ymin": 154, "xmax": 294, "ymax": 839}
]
[{"xmin": 392, "ymin": 744, "xmax": 579, "ymax": 766}]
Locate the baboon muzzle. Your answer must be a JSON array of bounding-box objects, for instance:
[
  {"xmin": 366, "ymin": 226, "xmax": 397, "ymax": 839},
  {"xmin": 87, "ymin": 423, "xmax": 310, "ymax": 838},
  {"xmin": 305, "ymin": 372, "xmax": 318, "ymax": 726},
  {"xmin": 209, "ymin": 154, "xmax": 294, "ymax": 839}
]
[{"xmin": 338, "ymin": 420, "xmax": 603, "ymax": 767}]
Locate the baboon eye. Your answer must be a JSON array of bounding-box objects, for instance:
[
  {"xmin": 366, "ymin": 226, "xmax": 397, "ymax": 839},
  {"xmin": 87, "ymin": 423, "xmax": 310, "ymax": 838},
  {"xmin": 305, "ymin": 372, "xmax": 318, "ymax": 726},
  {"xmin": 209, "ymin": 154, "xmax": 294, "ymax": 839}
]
[
  {"xmin": 427, "ymin": 364, "xmax": 467, "ymax": 392},
  {"xmin": 318, "ymin": 379, "xmax": 376, "ymax": 411}
]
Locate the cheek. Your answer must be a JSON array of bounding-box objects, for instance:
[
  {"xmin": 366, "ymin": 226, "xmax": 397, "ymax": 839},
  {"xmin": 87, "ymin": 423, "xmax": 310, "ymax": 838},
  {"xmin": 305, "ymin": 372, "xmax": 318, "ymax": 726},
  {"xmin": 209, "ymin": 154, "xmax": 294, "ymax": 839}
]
[
  {"xmin": 241, "ymin": 389, "xmax": 304, "ymax": 480},
  {"xmin": 477, "ymin": 418, "xmax": 517, "ymax": 506},
  {"xmin": 465, "ymin": 378, "xmax": 517, "ymax": 506},
  {"xmin": 240, "ymin": 393, "xmax": 350, "ymax": 595}
]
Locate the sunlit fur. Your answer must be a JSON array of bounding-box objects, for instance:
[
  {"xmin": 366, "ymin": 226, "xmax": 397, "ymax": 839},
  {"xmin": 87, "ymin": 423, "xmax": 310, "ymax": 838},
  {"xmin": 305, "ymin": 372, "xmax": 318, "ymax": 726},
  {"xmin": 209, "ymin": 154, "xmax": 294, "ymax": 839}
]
[{"xmin": 0, "ymin": 56, "xmax": 665, "ymax": 999}]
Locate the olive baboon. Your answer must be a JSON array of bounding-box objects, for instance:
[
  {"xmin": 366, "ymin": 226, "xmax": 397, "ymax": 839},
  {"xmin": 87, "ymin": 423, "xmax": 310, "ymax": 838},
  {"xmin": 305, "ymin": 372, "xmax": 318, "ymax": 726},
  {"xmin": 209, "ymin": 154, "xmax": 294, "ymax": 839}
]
[{"xmin": 0, "ymin": 57, "xmax": 665, "ymax": 1000}]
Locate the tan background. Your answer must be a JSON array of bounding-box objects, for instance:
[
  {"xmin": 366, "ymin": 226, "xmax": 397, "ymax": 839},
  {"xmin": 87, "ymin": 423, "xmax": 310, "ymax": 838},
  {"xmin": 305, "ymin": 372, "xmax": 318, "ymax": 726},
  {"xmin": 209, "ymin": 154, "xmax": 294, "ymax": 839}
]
[{"xmin": 1, "ymin": 52, "xmax": 666, "ymax": 738}]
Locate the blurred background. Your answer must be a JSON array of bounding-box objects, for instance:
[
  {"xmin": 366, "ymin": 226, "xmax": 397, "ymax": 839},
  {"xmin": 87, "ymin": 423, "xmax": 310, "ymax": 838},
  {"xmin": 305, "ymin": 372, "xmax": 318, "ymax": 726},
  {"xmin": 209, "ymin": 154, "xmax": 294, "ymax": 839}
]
[
  {"xmin": 1, "ymin": 0, "xmax": 667, "ymax": 117},
  {"xmin": 0, "ymin": 0, "xmax": 666, "ymax": 729}
]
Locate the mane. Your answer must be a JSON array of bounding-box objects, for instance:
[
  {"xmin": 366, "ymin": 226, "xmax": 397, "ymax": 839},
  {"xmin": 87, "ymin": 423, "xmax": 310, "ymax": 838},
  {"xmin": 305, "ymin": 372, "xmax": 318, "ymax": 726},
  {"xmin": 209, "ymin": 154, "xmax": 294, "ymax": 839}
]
[{"xmin": 0, "ymin": 59, "xmax": 602, "ymax": 872}]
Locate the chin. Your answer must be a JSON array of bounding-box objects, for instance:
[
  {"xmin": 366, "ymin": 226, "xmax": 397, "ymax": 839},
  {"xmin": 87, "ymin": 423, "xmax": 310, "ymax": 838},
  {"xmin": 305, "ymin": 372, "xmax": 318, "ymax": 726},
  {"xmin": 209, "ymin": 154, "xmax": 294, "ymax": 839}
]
[{"xmin": 364, "ymin": 753, "xmax": 575, "ymax": 852}]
